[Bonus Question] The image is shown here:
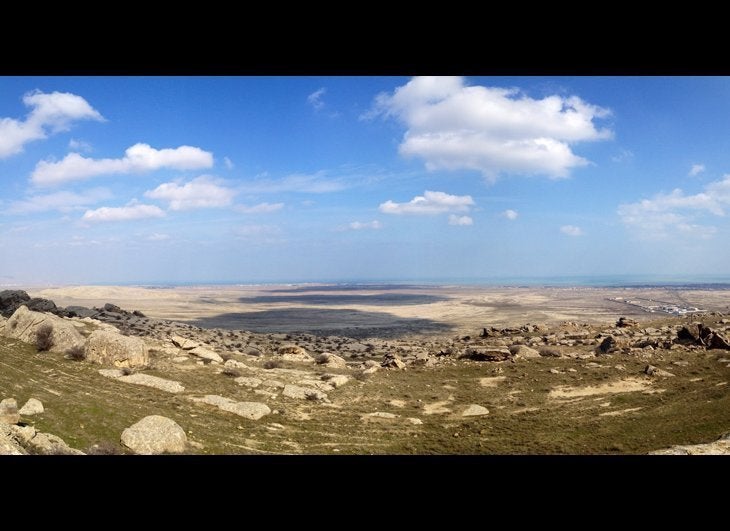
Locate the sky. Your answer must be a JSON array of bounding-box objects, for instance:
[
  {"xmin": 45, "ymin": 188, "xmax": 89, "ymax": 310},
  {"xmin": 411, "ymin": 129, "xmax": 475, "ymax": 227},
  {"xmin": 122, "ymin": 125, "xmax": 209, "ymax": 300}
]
[{"xmin": 2, "ymin": 76, "xmax": 730, "ymax": 285}]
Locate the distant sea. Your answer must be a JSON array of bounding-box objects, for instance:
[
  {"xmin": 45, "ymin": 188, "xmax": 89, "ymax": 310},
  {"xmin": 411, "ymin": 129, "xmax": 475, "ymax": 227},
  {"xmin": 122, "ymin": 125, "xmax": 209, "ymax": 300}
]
[{"xmin": 41, "ymin": 274, "xmax": 730, "ymax": 290}]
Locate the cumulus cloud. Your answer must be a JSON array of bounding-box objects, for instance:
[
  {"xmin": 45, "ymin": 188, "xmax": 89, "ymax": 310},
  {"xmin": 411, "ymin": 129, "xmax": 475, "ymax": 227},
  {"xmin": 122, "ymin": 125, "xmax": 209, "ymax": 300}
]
[
  {"xmin": 307, "ymin": 88, "xmax": 326, "ymax": 110},
  {"xmin": 560, "ymin": 225, "xmax": 584, "ymax": 236},
  {"xmin": 502, "ymin": 209, "xmax": 518, "ymax": 220},
  {"xmin": 31, "ymin": 143, "xmax": 214, "ymax": 187},
  {"xmin": 0, "ymin": 90, "xmax": 103, "ymax": 159},
  {"xmin": 344, "ymin": 220, "xmax": 383, "ymax": 231},
  {"xmin": 689, "ymin": 163, "xmax": 705, "ymax": 177},
  {"xmin": 144, "ymin": 175, "xmax": 236, "ymax": 211},
  {"xmin": 618, "ymin": 174, "xmax": 730, "ymax": 240},
  {"xmin": 82, "ymin": 202, "xmax": 165, "ymax": 222},
  {"xmin": 234, "ymin": 202, "xmax": 284, "ymax": 214},
  {"xmin": 8, "ymin": 188, "xmax": 112, "ymax": 214},
  {"xmin": 448, "ymin": 215, "xmax": 473, "ymax": 226},
  {"xmin": 365, "ymin": 76, "xmax": 612, "ymax": 180},
  {"xmin": 379, "ymin": 190, "xmax": 474, "ymax": 215}
]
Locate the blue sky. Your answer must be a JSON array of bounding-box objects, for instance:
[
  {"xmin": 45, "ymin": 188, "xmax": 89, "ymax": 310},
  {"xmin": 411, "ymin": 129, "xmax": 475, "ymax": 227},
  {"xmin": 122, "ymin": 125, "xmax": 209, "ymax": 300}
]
[{"xmin": 2, "ymin": 76, "xmax": 730, "ymax": 284}]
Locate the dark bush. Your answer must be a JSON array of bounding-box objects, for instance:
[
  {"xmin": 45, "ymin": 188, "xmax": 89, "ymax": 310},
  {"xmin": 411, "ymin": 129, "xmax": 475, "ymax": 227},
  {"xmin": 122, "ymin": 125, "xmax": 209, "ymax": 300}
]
[
  {"xmin": 263, "ymin": 359, "xmax": 283, "ymax": 370},
  {"xmin": 66, "ymin": 345, "xmax": 86, "ymax": 361},
  {"xmin": 314, "ymin": 354, "xmax": 329, "ymax": 365},
  {"xmin": 35, "ymin": 323, "xmax": 54, "ymax": 352}
]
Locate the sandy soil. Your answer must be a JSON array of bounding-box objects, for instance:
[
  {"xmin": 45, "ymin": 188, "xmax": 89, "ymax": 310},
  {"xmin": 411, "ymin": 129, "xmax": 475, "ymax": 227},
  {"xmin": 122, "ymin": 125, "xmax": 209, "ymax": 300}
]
[{"xmin": 29, "ymin": 284, "xmax": 730, "ymax": 339}]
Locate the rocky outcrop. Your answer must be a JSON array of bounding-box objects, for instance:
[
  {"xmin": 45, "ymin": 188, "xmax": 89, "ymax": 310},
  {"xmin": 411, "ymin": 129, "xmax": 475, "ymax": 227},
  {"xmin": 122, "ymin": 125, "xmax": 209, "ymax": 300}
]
[
  {"xmin": 463, "ymin": 347, "xmax": 512, "ymax": 362},
  {"xmin": 675, "ymin": 323, "xmax": 730, "ymax": 350},
  {"xmin": 282, "ymin": 384, "xmax": 328, "ymax": 401},
  {"xmin": 0, "ymin": 290, "xmax": 31, "ymax": 317},
  {"xmin": 2, "ymin": 305, "xmax": 85, "ymax": 353},
  {"xmin": 188, "ymin": 346, "xmax": 224, "ymax": 363},
  {"xmin": 26, "ymin": 432, "xmax": 85, "ymax": 455},
  {"xmin": 85, "ymin": 329, "xmax": 149, "ymax": 368},
  {"xmin": 315, "ymin": 352, "xmax": 348, "ymax": 369},
  {"xmin": 616, "ymin": 317, "xmax": 638, "ymax": 328},
  {"xmin": 0, "ymin": 425, "xmax": 27, "ymax": 455},
  {"xmin": 462, "ymin": 404, "xmax": 490, "ymax": 417},
  {"xmin": 98, "ymin": 370, "xmax": 185, "ymax": 393},
  {"xmin": 121, "ymin": 415, "xmax": 187, "ymax": 455}
]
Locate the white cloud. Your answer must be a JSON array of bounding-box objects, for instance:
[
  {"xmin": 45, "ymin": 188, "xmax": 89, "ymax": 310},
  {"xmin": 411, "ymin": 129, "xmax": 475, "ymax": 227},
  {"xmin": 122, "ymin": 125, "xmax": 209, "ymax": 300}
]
[
  {"xmin": 144, "ymin": 175, "xmax": 236, "ymax": 211},
  {"xmin": 68, "ymin": 138, "xmax": 93, "ymax": 152},
  {"xmin": 502, "ymin": 209, "xmax": 518, "ymax": 220},
  {"xmin": 240, "ymin": 172, "xmax": 346, "ymax": 194},
  {"xmin": 82, "ymin": 202, "xmax": 165, "ymax": 222},
  {"xmin": 366, "ymin": 76, "xmax": 612, "ymax": 180},
  {"xmin": 147, "ymin": 233, "xmax": 170, "ymax": 241},
  {"xmin": 448, "ymin": 215, "xmax": 473, "ymax": 226},
  {"xmin": 31, "ymin": 143, "xmax": 214, "ymax": 187},
  {"xmin": 234, "ymin": 202, "xmax": 284, "ymax": 214},
  {"xmin": 618, "ymin": 174, "xmax": 730, "ymax": 240},
  {"xmin": 689, "ymin": 163, "xmax": 705, "ymax": 177},
  {"xmin": 380, "ymin": 190, "xmax": 474, "ymax": 215},
  {"xmin": 346, "ymin": 220, "xmax": 383, "ymax": 231},
  {"xmin": 8, "ymin": 188, "xmax": 112, "ymax": 214},
  {"xmin": 0, "ymin": 90, "xmax": 104, "ymax": 159},
  {"xmin": 560, "ymin": 225, "xmax": 584, "ymax": 236},
  {"xmin": 611, "ymin": 148, "xmax": 634, "ymax": 163},
  {"xmin": 307, "ymin": 88, "xmax": 326, "ymax": 111},
  {"xmin": 224, "ymin": 156, "xmax": 234, "ymax": 170}
]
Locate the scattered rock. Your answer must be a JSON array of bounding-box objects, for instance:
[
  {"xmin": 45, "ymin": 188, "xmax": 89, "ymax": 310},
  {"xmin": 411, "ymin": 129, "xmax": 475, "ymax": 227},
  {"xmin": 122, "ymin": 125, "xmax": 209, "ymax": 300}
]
[
  {"xmin": 597, "ymin": 336, "xmax": 618, "ymax": 354},
  {"xmin": 509, "ymin": 345, "xmax": 540, "ymax": 358},
  {"xmin": 644, "ymin": 365, "xmax": 675, "ymax": 377},
  {"xmin": 462, "ymin": 404, "xmax": 490, "ymax": 417},
  {"xmin": 0, "ymin": 398, "xmax": 20, "ymax": 425},
  {"xmin": 119, "ymin": 373, "xmax": 185, "ymax": 393},
  {"xmin": 171, "ymin": 335, "xmax": 199, "ymax": 350},
  {"xmin": 234, "ymin": 376, "xmax": 262, "ymax": 388},
  {"xmin": 86, "ymin": 329, "xmax": 149, "ymax": 368},
  {"xmin": 616, "ymin": 317, "xmax": 638, "ymax": 328},
  {"xmin": 315, "ymin": 352, "xmax": 348, "ymax": 368},
  {"xmin": 282, "ymin": 384, "xmax": 328, "ymax": 401},
  {"xmin": 361, "ymin": 411, "xmax": 399, "ymax": 420},
  {"xmin": 194, "ymin": 395, "xmax": 271, "ymax": 420},
  {"xmin": 121, "ymin": 415, "xmax": 187, "ymax": 455},
  {"xmin": 381, "ymin": 352, "xmax": 406, "ymax": 369},
  {"xmin": 19, "ymin": 398, "xmax": 44, "ymax": 415},
  {"xmin": 464, "ymin": 347, "xmax": 512, "ymax": 361},
  {"xmin": 0, "ymin": 426, "xmax": 27, "ymax": 455},
  {"xmin": 277, "ymin": 345, "xmax": 314, "ymax": 363},
  {"xmin": 189, "ymin": 346, "xmax": 224, "ymax": 363},
  {"xmin": 406, "ymin": 417, "xmax": 423, "ymax": 425}
]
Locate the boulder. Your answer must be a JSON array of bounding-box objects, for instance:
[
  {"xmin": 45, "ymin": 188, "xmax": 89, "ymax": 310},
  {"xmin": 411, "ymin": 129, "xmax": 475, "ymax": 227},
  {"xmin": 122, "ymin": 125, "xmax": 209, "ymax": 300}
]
[
  {"xmin": 322, "ymin": 374, "xmax": 350, "ymax": 388},
  {"xmin": 462, "ymin": 404, "xmax": 490, "ymax": 417},
  {"xmin": 464, "ymin": 347, "xmax": 512, "ymax": 362},
  {"xmin": 170, "ymin": 335, "xmax": 199, "ymax": 350},
  {"xmin": 315, "ymin": 352, "xmax": 348, "ymax": 369},
  {"xmin": 25, "ymin": 298, "xmax": 57, "ymax": 313},
  {"xmin": 120, "ymin": 415, "xmax": 187, "ymax": 455},
  {"xmin": 282, "ymin": 384, "xmax": 328, "ymax": 401},
  {"xmin": 103, "ymin": 303, "xmax": 123, "ymax": 313},
  {"xmin": 194, "ymin": 395, "xmax": 271, "ymax": 420},
  {"xmin": 118, "ymin": 374, "xmax": 185, "ymax": 393},
  {"xmin": 189, "ymin": 346, "xmax": 224, "ymax": 363},
  {"xmin": 85, "ymin": 329, "xmax": 149, "ymax": 368},
  {"xmin": 2, "ymin": 305, "xmax": 85, "ymax": 353},
  {"xmin": 616, "ymin": 317, "xmax": 638, "ymax": 328},
  {"xmin": 0, "ymin": 290, "xmax": 31, "ymax": 318},
  {"xmin": 597, "ymin": 336, "xmax": 618, "ymax": 354},
  {"xmin": 19, "ymin": 398, "xmax": 44, "ymax": 416},
  {"xmin": 0, "ymin": 398, "xmax": 20, "ymax": 425},
  {"xmin": 381, "ymin": 352, "xmax": 406, "ymax": 369},
  {"xmin": 509, "ymin": 345, "xmax": 541, "ymax": 358},
  {"xmin": 234, "ymin": 376, "xmax": 262, "ymax": 388},
  {"xmin": 63, "ymin": 306, "xmax": 98, "ymax": 319},
  {"xmin": 644, "ymin": 365, "xmax": 675, "ymax": 377},
  {"xmin": 277, "ymin": 345, "xmax": 314, "ymax": 363}
]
